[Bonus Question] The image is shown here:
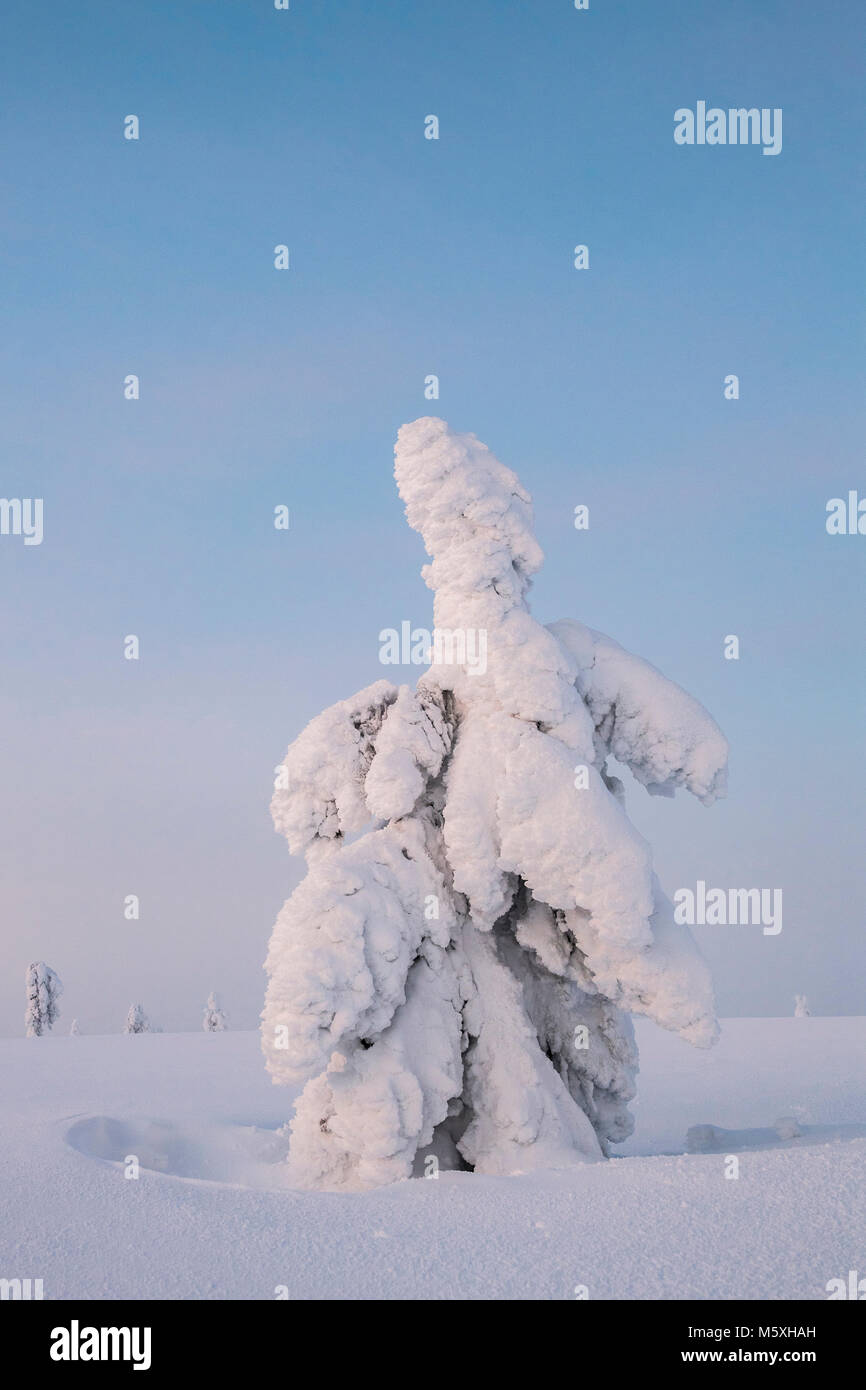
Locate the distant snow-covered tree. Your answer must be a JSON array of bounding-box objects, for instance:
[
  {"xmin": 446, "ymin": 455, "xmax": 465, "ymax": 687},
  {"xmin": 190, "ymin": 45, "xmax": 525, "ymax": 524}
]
[
  {"xmin": 124, "ymin": 1003, "xmax": 150, "ymax": 1034},
  {"xmin": 25, "ymin": 961, "xmax": 63, "ymax": 1037},
  {"xmin": 794, "ymin": 994, "xmax": 811, "ymax": 1017},
  {"xmin": 203, "ymin": 992, "xmax": 227, "ymax": 1032},
  {"xmin": 262, "ymin": 418, "xmax": 728, "ymax": 1190},
  {"xmin": 69, "ymin": 1018, "xmax": 80, "ymax": 1036}
]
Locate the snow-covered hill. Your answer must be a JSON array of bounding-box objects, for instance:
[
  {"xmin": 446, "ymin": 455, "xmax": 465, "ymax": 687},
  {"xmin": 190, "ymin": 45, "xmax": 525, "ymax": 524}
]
[{"xmin": 1, "ymin": 1018, "xmax": 863, "ymax": 1300}]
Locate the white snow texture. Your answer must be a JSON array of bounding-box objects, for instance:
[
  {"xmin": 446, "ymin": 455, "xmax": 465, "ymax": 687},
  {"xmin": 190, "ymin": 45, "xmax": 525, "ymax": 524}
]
[{"xmin": 262, "ymin": 418, "xmax": 728, "ymax": 1189}]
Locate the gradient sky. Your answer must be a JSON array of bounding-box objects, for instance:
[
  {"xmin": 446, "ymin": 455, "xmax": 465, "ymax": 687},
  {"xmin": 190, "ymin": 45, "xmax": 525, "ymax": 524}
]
[{"xmin": 1, "ymin": 0, "xmax": 863, "ymax": 1035}]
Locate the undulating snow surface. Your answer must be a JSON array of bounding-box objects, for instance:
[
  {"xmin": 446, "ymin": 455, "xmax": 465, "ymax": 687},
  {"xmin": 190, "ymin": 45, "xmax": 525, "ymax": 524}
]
[{"xmin": 2, "ymin": 1018, "xmax": 863, "ymax": 1300}]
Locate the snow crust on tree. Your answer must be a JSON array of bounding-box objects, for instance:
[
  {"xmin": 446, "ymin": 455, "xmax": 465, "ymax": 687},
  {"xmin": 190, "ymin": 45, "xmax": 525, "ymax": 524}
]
[
  {"xmin": 69, "ymin": 1019, "xmax": 80, "ymax": 1036},
  {"xmin": 263, "ymin": 418, "xmax": 728, "ymax": 1190},
  {"xmin": 548, "ymin": 619, "xmax": 728, "ymax": 805},
  {"xmin": 203, "ymin": 992, "xmax": 228, "ymax": 1032},
  {"xmin": 124, "ymin": 1004, "xmax": 150, "ymax": 1035},
  {"xmin": 25, "ymin": 961, "xmax": 63, "ymax": 1037},
  {"xmin": 270, "ymin": 680, "xmax": 398, "ymax": 857},
  {"xmin": 794, "ymin": 995, "xmax": 811, "ymax": 1018}
]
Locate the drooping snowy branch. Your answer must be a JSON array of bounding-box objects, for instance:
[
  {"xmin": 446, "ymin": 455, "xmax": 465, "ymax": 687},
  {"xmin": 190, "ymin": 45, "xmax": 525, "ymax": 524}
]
[
  {"xmin": 364, "ymin": 683, "xmax": 453, "ymax": 823},
  {"xmin": 549, "ymin": 619, "xmax": 728, "ymax": 805},
  {"xmin": 271, "ymin": 679, "xmax": 455, "ymax": 859},
  {"xmin": 285, "ymin": 939, "xmax": 467, "ymax": 1190},
  {"xmin": 270, "ymin": 680, "xmax": 398, "ymax": 858},
  {"xmin": 263, "ymin": 819, "xmax": 456, "ymax": 1084}
]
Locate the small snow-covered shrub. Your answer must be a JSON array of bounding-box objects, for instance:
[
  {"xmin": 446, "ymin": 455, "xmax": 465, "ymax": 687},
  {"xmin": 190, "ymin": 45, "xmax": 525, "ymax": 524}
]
[
  {"xmin": 203, "ymin": 992, "xmax": 227, "ymax": 1032},
  {"xmin": 124, "ymin": 1003, "xmax": 150, "ymax": 1035},
  {"xmin": 25, "ymin": 961, "xmax": 63, "ymax": 1037}
]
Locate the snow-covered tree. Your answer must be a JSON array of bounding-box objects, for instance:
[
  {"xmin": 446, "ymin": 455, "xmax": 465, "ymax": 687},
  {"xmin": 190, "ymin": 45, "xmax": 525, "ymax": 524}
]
[
  {"xmin": 124, "ymin": 1003, "xmax": 150, "ymax": 1034},
  {"xmin": 203, "ymin": 992, "xmax": 227, "ymax": 1032},
  {"xmin": 25, "ymin": 961, "xmax": 63, "ymax": 1037},
  {"xmin": 794, "ymin": 994, "xmax": 811, "ymax": 1017},
  {"xmin": 262, "ymin": 417, "xmax": 728, "ymax": 1190},
  {"xmin": 69, "ymin": 1018, "xmax": 80, "ymax": 1036}
]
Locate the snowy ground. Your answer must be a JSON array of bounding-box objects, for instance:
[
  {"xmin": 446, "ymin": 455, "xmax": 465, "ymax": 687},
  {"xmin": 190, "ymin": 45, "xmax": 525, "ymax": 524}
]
[{"xmin": 1, "ymin": 1018, "xmax": 863, "ymax": 1300}]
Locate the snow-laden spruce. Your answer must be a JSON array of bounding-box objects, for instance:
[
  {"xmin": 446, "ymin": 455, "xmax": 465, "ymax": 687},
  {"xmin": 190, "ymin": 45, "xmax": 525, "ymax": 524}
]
[
  {"xmin": 262, "ymin": 418, "xmax": 728, "ymax": 1190},
  {"xmin": 25, "ymin": 961, "xmax": 63, "ymax": 1037},
  {"xmin": 124, "ymin": 1003, "xmax": 150, "ymax": 1035},
  {"xmin": 203, "ymin": 992, "xmax": 228, "ymax": 1032}
]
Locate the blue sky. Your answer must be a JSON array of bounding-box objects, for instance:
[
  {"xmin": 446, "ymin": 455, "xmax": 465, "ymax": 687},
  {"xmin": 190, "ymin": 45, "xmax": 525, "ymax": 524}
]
[{"xmin": 1, "ymin": 0, "xmax": 863, "ymax": 1033}]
